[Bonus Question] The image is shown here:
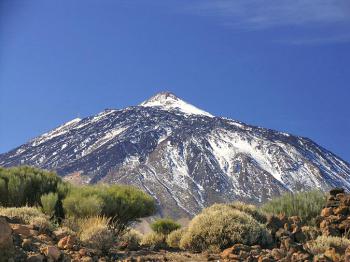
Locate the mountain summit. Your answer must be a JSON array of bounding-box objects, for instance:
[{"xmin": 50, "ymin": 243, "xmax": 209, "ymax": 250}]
[
  {"xmin": 1, "ymin": 92, "xmax": 350, "ymax": 218},
  {"xmin": 140, "ymin": 92, "xmax": 213, "ymax": 117}
]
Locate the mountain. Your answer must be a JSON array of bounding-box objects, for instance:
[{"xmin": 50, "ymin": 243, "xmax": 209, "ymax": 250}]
[{"xmin": 1, "ymin": 92, "xmax": 350, "ymax": 218}]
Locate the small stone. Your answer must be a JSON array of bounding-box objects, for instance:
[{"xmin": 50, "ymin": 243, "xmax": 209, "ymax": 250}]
[
  {"xmin": 27, "ymin": 254, "xmax": 45, "ymax": 262},
  {"xmin": 21, "ymin": 238, "xmax": 32, "ymax": 250},
  {"xmin": 42, "ymin": 245, "xmax": 61, "ymax": 261},
  {"xmin": 324, "ymin": 247, "xmax": 341, "ymax": 262},
  {"xmin": 271, "ymin": 248, "xmax": 286, "ymax": 260},
  {"xmin": 291, "ymin": 251, "xmax": 311, "ymax": 262},
  {"xmin": 78, "ymin": 248, "xmax": 88, "ymax": 256},
  {"xmin": 81, "ymin": 256, "xmax": 93, "ymax": 262}
]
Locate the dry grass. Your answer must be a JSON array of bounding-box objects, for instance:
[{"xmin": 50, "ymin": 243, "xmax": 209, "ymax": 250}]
[
  {"xmin": 166, "ymin": 228, "xmax": 187, "ymax": 249},
  {"xmin": 120, "ymin": 229, "xmax": 143, "ymax": 250},
  {"xmin": 0, "ymin": 205, "xmax": 52, "ymax": 231},
  {"xmin": 78, "ymin": 216, "xmax": 114, "ymax": 252},
  {"xmin": 141, "ymin": 232, "xmax": 167, "ymax": 250},
  {"xmin": 306, "ymin": 235, "xmax": 350, "ymax": 255}
]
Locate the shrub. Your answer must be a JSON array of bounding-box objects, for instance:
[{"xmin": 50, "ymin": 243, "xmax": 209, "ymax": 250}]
[
  {"xmin": 78, "ymin": 216, "xmax": 114, "ymax": 253},
  {"xmin": 0, "ymin": 205, "xmax": 53, "ymax": 231},
  {"xmin": 120, "ymin": 229, "xmax": 143, "ymax": 250},
  {"xmin": 166, "ymin": 228, "xmax": 186, "ymax": 248},
  {"xmin": 141, "ymin": 232, "xmax": 167, "ymax": 250},
  {"xmin": 41, "ymin": 192, "xmax": 58, "ymax": 217},
  {"xmin": 261, "ymin": 190, "xmax": 325, "ymax": 225},
  {"xmin": 179, "ymin": 203, "xmax": 272, "ymax": 251},
  {"xmin": 229, "ymin": 202, "xmax": 267, "ymax": 223},
  {"xmin": 0, "ymin": 166, "xmax": 64, "ymax": 207},
  {"xmin": 63, "ymin": 194, "xmax": 103, "ymax": 218},
  {"xmin": 151, "ymin": 218, "xmax": 181, "ymax": 235},
  {"xmin": 306, "ymin": 235, "xmax": 350, "ymax": 255},
  {"xmin": 302, "ymin": 226, "xmax": 322, "ymax": 241},
  {"xmin": 63, "ymin": 184, "xmax": 156, "ymax": 234}
]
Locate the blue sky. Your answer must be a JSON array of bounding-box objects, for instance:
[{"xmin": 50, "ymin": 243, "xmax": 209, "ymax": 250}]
[{"xmin": 0, "ymin": 0, "xmax": 349, "ymax": 161}]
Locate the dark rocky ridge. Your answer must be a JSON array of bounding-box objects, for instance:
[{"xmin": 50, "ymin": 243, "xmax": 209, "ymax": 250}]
[{"xmin": 1, "ymin": 92, "xmax": 350, "ymax": 218}]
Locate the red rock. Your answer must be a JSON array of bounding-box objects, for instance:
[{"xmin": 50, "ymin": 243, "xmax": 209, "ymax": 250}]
[
  {"xmin": 58, "ymin": 235, "xmax": 76, "ymax": 250},
  {"xmin": 321, "ymin": 208, "xmax": 334, "ymax": 217},
  {"xmin": 324, "ymin": 247, "xmax": 341, "ymax": 262},
  {"xmin": 79, "ymin": 248, "xmax": 88, "ymax": 256},
  {"xmin": 42, "ymin": 245, "xmax": 61, "ymax": 261},
  {"xmin": 334, "ymin": 205, "xmax": 349, "ymax": 216}
]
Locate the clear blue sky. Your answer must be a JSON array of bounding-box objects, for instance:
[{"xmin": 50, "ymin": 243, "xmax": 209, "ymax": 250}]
[{"xmin": 1, "ymin": 0, "xmax": 349, "ymax": 162}]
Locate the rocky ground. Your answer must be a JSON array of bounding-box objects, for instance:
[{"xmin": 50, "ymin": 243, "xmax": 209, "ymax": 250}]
[{"xmin": 1, "ymin": 188, "xmax": 350, "ymax": 261}]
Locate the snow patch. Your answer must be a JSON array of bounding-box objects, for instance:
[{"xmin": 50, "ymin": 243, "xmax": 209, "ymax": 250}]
[
  {"xmin": 31, "ymin": 118, "xmax": 81, "ymax": 146},
  {"xmin": 140, "ymin": 92, "xmax": 213, "ymax": 117}
]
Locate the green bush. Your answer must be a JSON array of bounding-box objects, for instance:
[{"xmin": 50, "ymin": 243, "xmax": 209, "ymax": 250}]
[
  {"xmin": 41, "ymin": 192, "xmax": 58, "ymax": 217},
  {"xmin": 179, "ymin": 203, "xmax": 272, "ymax": 251},
  {"xmin": 166, "ymin": 228, "xmax": 186, "ymax": 248},
  {"xmin": 0, "ymin": 166, "xmax": 64, "ymax": 207},
  {"xmin": 63, "ymin": 194, "xmax": 103, "ymax": 218},
  {"xmin": 62, "ymin": 184, "xmax": 156, "ymax": 234},
  {"xmin": 151, "ymin": 218, "xmax": 181, "ymax": 235},
  {"xmin": 0, "ymin": 166, "xmax": 155, "ymax": 232},
  {"xmin": 261, "ymin": 190, "xmax": 325, "ymax": 225}
]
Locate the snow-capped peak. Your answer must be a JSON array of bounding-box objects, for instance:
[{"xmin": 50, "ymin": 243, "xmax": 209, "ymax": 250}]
[{"xmin": 140, "ymin": 92, "xmax": 213, "ymax": 117}]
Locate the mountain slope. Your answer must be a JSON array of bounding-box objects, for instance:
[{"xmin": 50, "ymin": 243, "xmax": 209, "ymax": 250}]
[{"xmin": 1, "ymin": 92, "xmax": 350, "ymax": 218}]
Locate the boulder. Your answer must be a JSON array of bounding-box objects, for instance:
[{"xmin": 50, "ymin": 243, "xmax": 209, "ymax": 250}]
[
  {"xmin": 0, "ymin": 217, "xmax": 14, "ymax": 259},
  {"xmin": 11, "ymin": 224, "xmax": 31, "ymax": 237}
]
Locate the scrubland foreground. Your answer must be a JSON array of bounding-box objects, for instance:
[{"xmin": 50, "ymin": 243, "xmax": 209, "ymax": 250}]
[{"xmin": 0, "ymin": 166, "xmax": 350, "ymax": 261}]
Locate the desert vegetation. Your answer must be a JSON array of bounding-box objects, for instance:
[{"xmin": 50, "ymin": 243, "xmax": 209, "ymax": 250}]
[
  {"xmin": 261, "ymin": 190, "xmax": 326, "ymax": 225},
  {"xmin": 1, "ymin": 166, "xmax": 350, "ymax": 261}
]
